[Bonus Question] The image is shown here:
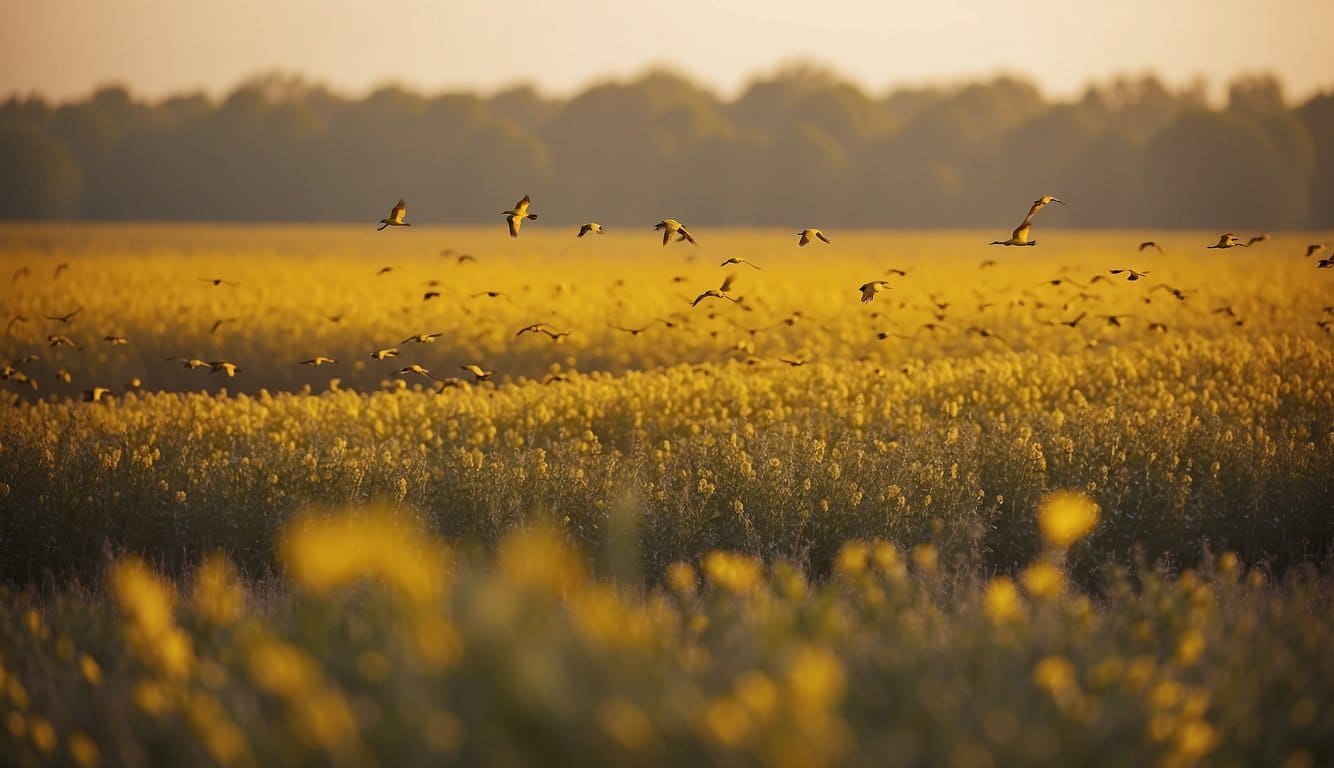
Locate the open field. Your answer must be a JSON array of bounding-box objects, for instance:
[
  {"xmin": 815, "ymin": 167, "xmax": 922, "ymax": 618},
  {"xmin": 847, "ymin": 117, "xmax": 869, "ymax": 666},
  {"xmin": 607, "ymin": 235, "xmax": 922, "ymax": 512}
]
[{"xmin": 2, "ymin": 223, "xmax": 1333, "ymax": 765}]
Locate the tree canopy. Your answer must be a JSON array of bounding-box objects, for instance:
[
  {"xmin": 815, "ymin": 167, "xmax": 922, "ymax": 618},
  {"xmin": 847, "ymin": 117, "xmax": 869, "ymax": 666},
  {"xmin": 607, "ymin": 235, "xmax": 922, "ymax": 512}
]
[{"xmin": 1, "ymin": 69, "xmax": 1329, "ymax": 227}]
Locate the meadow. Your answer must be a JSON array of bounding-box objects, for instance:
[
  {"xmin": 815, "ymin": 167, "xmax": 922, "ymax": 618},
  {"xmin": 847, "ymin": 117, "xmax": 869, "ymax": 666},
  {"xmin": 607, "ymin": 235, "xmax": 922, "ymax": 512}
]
[{"xmin": 1, "ymin": 223, "xmax": 1332, "ymax": 766}]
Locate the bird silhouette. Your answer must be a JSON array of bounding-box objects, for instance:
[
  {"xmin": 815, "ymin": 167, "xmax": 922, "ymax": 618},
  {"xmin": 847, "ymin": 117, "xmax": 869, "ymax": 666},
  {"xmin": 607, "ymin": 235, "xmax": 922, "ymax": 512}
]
[
  {"xmin": 503, "ymin": 195, "xmax": 537, "ymax": 237},
  {"xmin": 52, "ymin": 263, "xmax": 69, "ymax": 279},
  {"xmin": 1207, "ymin": 234, "xmax": 1246, "ymax": 249},
  {"xmin": 103, "ymin": 335, "xmax": 129, "ymax": 345},
  {"xmin": 1025, "ymin": 195, "xmax": 1065, "ymax": 219},
  {"xmin": 991, "ymin": 220, "xmax": 1036, "ymax": 247},
  {"xmin": 797, "ymin": 228, "xmax": 831, "ymax": 246},
  {"xmin": 1138, "ymin": 241, "xmax": 1165, "ymax": 254},
  {"xmin": 378, "ymin": 199, "xmax": 410, "ymax": 231},
  {"xmin": 395, "ymin": 364, "xmax": 441, "ymax": 381},
  {"xmin": 402, "ymin": 332, "xmax": 444, "ymax": 344},
  {"xmin": 47, "ymin": 335, "xmax": 77, "ymax": 348},
  {"xmin": 720, "ymin": 257, "xmax": 761, "ymax": 270},
  {"xmin": 46, "ymin": 307, "xmax": 82, "ymax": 323},
  {"xmin": 371, "ymin": 348, "xmax": 400, "ymax": 360},
  {"xmin": 655, "ymin": 219, "xmax": 696, "ymax": 246},
  {"xmin": 611, "ymin": 324, "xmax": 650, "ymax": 336},
  {"xmin": 199, "ymin": 278, "xmax": 238, "ymax": 286},
  {"xmin": 82, "ymin": 386, "xmax": 112, "ymax": 403},
  {"xmin": 1246, "ymin": 234, "xmax": 1272, "ymax": 246},
  {"xmin": 209, "ymin": 361, "xmax": 241, "ymax": 377},
  {"xmin": 1110, "ymin": 268, "xmax": 1150, "ymax": 282},
  {"xmin": 1306, "ymin": 244, "xmax": 1326, "ymax": 258},
  {"xmin": 577, "ymin": 223, "xmax": 605, "ymax": 237},
  {"xmin": 859, "ymin": 281, "xmax": 892, "ymax": 304},
  {"xmin": 209, "ymin": 318, "xmax": 237, "ymax": 334},
  {"xmin": 300, "ymin": 356, "xmax": 338, "ymax": 366}
]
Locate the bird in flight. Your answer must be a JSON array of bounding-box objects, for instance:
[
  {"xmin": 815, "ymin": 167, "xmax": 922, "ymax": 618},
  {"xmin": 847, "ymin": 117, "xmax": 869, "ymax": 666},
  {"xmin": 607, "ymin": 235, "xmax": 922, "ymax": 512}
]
[
  {"xmin": 990, "ymin": 220, "xmax": 1037, "ymax": 247},
  {"xmin": 655, "ymin": 219, "xmax": 697, "ymax": 246},
  {"xmin": 169, "ymin": 357, "xmax": 209, "ymax": 370},
  {"xmin": 1099, "ymin": 314, "xmax": 1131, "ymax": 328},
  {"xmin": 402, "ymin": 332, "xmax": 444, "ymax": 344},
  {"xmin": 209, "ymin": 318, "xmax": 238, "ymax": 334},
  {"xmin": 52, "ymin": 263, "xmax": 69, "ymax": 279},
  {"xmin": 1151, "ymin": 285, "xmax": 1192, "ymax": 301},
  {"xmin": 577, "ymin": 223, "xmax": 604, "ymax": 237},
  {"xmin": 104, "ymin": 335, "xmax": 129, "ymax": 345},
  {"xmin": 46, "ymin": 307, "xmax": 82, "ymax": 323},
  {"xmin": 797, "ymin": 228, "xmax": 831, "ymax": 246},
  {"xmin": 515, "ymin": 322, "xmax": 552, "ymax": 337},
  {"xmin": 300, "ymin": 356, "xmax": 338, "ymax": 366},
  {"xmin": 1246, "ymin": 234, "xmax": 1272, "ymax": 246},
  {"xmin": 395, "ymin": 364, "xmax": 441, "ymax": 381},
  {"xmin": 47, "ymin": 334, "xmax": 77, "ymax": 348},
  {"xmin": 378, "ymin": 200, "xmax": 410, "ymax": 231},
  {"xmin": 1058, "ymin": 312, "xmax": 1087, "ymax": 328},
  {"xmin": 199, "ymin": 278, "xmax": 238, "ymax": 287},
  {"xmin": 82, "ymin": 386, "xmax": 113, "ymax": 403},
  {"xmin": 1138, "ymin": 241, "xmax": 1165, "ymax": 254},
  {"xmin": 859, "ymin": 281, "xmax": 892, "ymax": 304},
  {"xmin": 720, "ymin": 257, "xmax": 761, "ymax": 270},
  {"xmin": 1306, "ymin": 244, "xmax": 1326, "ymax": 258},
  {"xmin": 209, "ymin": 361, "xmax": 241, "ymax": 377},
  {"xmin": 461, "ymin": 364, "xmax": 493, "ymax": 382},
  {"xmin": 692, "ymin": 274, "xmax": 740, "ymax": 307},
  {"xmin": 503, "ymin": 195, "xmax": 537, "ymax": 237},
  {"xmin": 1207, "ymin": 234, "xmax": 1246, "ymax": 249},
  {"xmin": 979, "ymin": 259, "xmax": 997, "ymax": 269},
  {"xmin": 1318, "ymin": 256, "xmax": 1334, "ymax": 269},
  {"xmin": 1025, "ymin": 195, "xmax": 1065, "ymax": 219},
  {"xmin": 370, "ymin": 348, "xmax": 400, "ymax": 360},
  {"xmin": 611, "ymin": 324, "xmax": 650, "ymax": 336},
  {"xmin": 1110, "ymin": 268, "xmax": 1150, "ymax": 282}
]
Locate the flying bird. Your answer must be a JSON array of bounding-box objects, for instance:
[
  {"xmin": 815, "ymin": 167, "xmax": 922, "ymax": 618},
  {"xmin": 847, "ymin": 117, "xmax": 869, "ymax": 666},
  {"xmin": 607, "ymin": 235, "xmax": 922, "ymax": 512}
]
[
  {"xmin": 370, "ymin": 348, "xmax": 400, "ymax": 360},
  {"xmin": 46, "ymin": 307, "xmax": 82, "ymax": 323},
  {"xmin": 461, "ymin": 364, "xmax": 493, "ymax": 382},
  {"xmin": 1207, "ymin": 234, "xmax": 1246, "ymax": 249},
  {"xmin": 378, "ymin": 199, "xmax": 410, "ymax": 231},
  {"xmin": 47, "ymin": 335, "xmax": 77, "ymax": 348},
  {"xmin": 104, "ymin": 335, "xmax": 129, "ymax": 345},
  {"xmin": 199, "ymin": 278, "xmax": 239, "ymax": 287},
  {"xmin": 209, "ymin": 361, "xmax": 241, "ymax": 377},
  {"xmin": 515, "ymin": 322, "xmax": 551, "ymax": 337},
  {"xmin": 169, "ymin": 357, "xmax": 209, "ymax": 370},
  {"xmin": 859, "ymin": 281, "xmax": 892, "ymax": 304},
  {"xmin": 52, "ymin": 263, "xmax": 70, "ymax": 279},
  {"xmin": 82, "ymin": 386, "xmax": 113, "ymax": 403},
  {"xmin": 577, "ymin": 223, "xmax": 605, "ymax": 237},
  {"xmin": 300, "ymin": 356, "xmax": 338, "ymax": 367},
  {"xmin": 1306, "ymin": 244, "xmax": 1326, "ymax": 258},
  {"xmin": 797, "ymin": 228, "xmax": 831, "ymax": 246},
  {"xmin": 1025, "ymin": 195, "xmax": 1065, "ymax": 219},
  {"xmin": 503, "ymin": 195, "xmax": 537, "ymax": 237},
  {"xmin": 990, "ymin": 220, "xmax": 1037, "ymax": 247},
  {"xmin": 402, "ymin": 332, "xmax": 444, "ymax": 344},
  {"xmin": 1138, "ymin": 241, "xmax": 1165, "ymax": 254},
  {"xmin": 1318, "ymin": 256, "xmax": 1334, "ymax": 269},
  {"xmin": 1246, "ymin": 234, "xmax": 1272, "ymax": 246},
  {"xmin": 692, "ymin": 274, "xmax": 740, "ymax": 307},
  {"xmin": 395, "ymin": 364, "xmax": 441, "ymax": 381},
  {"xmin": 209, "ymin": 318, "xmax": 237, "ymax": 334},
  {"xmin": 654, "ymin": 219, "xmax": 696, "ymax": 246},
  {"xmin": 720, "ymin": 257, "xmax": 761, "ymax": 270},
  {"xmin": 1110, "ymin": 268, "xmax": 1151, "ymax": 282}
]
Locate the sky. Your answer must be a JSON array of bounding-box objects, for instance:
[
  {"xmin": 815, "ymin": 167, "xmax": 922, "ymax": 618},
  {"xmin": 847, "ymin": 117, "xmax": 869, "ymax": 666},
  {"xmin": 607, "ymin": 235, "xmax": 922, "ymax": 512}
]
[{"xmin": 2, "ymin": 0, "xmax": 1332, "ymax": 103}]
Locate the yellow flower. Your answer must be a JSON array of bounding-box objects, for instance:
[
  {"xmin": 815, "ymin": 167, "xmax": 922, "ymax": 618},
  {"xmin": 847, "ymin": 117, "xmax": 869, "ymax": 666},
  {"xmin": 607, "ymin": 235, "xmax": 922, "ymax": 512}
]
[
  {"xmin": 597, "ymin": 697, "xmax": 653, "ymax": 750},
  {"xmin": 665, "ymin": 561, "xmax": 698, "ymax": 598},
  {"xmin": 79, "ymin": 654, "xmax": 102, "ymax": 687},
  {"xmin": 982, "ymin": 577, "xmax": 1023, "ymax": 624},
  {"xmin": 702, "ymin": 551, "xmax": 764, "ymax": 594},
  {"xmin": 68, "ymin": 731, "xmax": 101, "ymax": 768},
  {"xmin": 1020, "ymin": 562, "xmax": 1064, "ymax": 600},
  {"xmin": 1037, "ymin": 490, "xmax": 1099, "ymax": 549},
  {"xmin": 833, "ymin": 540, "xmax": 869, "ymax": 579},
  {"xmin": 193, "ymin": 554, "xmax": 246, "ymax": 625}
]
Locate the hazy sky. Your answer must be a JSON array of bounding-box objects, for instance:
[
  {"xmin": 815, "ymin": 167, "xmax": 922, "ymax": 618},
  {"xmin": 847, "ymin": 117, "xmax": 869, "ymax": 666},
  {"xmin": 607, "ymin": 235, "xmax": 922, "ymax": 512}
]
[{"xmin": 2, "ymin": 0, "xmax": 1332, "ymax": 102}]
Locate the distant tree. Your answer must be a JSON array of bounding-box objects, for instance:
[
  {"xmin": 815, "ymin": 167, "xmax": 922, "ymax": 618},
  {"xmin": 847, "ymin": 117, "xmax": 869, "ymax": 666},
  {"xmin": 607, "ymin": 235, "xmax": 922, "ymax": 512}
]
[
  {"xmin": 0, "ymin": 123, "xmax": 83, "ymax": 218},
  {"xmin": 1227, "ymin": 73, "xmax": 1286, "ymax": 116},
  {"xmin": 1296, "ymin": 92, "xmax": 1334, "ymax": 227}
]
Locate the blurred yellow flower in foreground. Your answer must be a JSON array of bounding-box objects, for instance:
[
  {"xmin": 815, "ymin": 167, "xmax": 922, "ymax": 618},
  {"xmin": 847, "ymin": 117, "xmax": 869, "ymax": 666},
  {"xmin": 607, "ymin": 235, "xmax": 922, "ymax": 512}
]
[
  {"xmin": 983, "ymin": 577, "xmax": 1023, "ymax": 624},
  {"xmin": 702, "ymin": 551, "xmax": 764, "ymax": 594},
  {"xmin": 1038, "ymin": 490, "xmax": 1100, "ymax": 549},
  {"xmin": 280, "ymin": 507, "xmax": 450, "ymax": 604}
]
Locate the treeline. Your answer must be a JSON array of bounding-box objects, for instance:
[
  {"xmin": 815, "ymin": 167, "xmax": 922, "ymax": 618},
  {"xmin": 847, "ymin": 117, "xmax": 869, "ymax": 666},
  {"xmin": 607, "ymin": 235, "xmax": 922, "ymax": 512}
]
[{"xmin": 2, "ymin": 66, "xmax": 1332, "ymax": 228}]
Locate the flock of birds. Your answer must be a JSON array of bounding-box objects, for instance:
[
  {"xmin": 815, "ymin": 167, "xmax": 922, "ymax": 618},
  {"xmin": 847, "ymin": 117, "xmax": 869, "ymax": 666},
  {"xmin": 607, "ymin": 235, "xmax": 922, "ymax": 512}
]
[{"xmin": 3, "ymin": 192, "xmax": 1332, "ymax": 402}]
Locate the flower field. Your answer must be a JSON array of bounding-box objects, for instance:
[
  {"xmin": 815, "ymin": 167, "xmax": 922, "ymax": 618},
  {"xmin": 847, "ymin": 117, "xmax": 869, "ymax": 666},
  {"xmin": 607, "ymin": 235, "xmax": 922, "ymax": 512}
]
[{"xmin": 1, "ymin": 223, "xmax": 1332, "ymax": 765}]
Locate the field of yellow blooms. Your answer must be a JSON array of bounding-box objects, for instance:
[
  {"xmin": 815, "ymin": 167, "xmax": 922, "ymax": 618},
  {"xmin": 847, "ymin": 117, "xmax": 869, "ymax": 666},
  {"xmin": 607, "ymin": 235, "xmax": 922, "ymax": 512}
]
[{"xmin": 1, "ymin": 223, "xmax": 1333, "ymax": 765}]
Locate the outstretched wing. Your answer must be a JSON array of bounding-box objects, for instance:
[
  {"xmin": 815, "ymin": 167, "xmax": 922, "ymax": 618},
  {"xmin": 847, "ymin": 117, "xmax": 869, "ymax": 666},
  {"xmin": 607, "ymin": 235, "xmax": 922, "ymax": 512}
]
[
  {"xmin": 720, "ymin": 273, "xmax": 736, "ymax": 293},
  {"xmin": 513, "ymin": 195, "xmax": 530, "ymax": 216},
  {"xmin": 508, "ymin": 215, "xmax": 520, "ymax": 238},
  {"xmin": 1012, "ymin": 222, "xmax": 1031, "ymax": 242},
  {"xmin": 390, "ymin": 199, "xmax": 406, "ymax": 224},
  {"xmin": 799, "ymin": 231, "xmax": 812, "ymax": 246},
  {"xmin": 816, "ymin": 231, "xmax": 831, "ymax": 244},
  {"xmin": 678, "ymin": 226, "xmax": 697, "ymax": 245}
]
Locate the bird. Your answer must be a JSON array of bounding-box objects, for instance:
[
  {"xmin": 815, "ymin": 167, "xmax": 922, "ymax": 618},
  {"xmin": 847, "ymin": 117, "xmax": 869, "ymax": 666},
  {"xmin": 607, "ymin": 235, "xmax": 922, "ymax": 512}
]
[
  {"xmin": 1306, "ymin": 244, "xmax": 1326, "ymax": 258},
  {"xmin": 692, "ymin": 274, "xmax": 740, "ymax": 307},
  {"xmin": 1207, "ymin": 234, "xmax": 1246, "ymax": 249},
  {"xmin": 461, "ymin": 364, "xmax": 493, "ymax": 382},
  {"xmin": 515, "ymin": 322, "xmax": 551, "ymax": 337},
  {"xmin": 1148, "ymin": 322, "xmax": 1169, "ymax": 333},
  {"xmin": 378, "ymin": 199, "xmax": 410, "ymax": 231},
  {"xmin": 1318, "ymin": 256, "xmax": 1334, "ymax": 269},
  {"xmin": 402, "ymin": 332, "xmax": 444, "ymax": 344},
  {"xmin": 370, "ymin": 348, "xmax": 399, "ymax": 360},
  {"xmin": 82, "ymin": 386, "xmax": 112, "ymax": 403},
  {"xmin": 395, "ymin": 364, "xmax": 440, "ymax": 381},
  {"xmin": 1138, "ymin": 241, "xmax": 1165, "ymax": 254},
  {"xmin": 1038, "ymin": 278, "xmax": 1086, "ymax": 289},
  {"xmin": 1151, "ymin": 284, "xmax": 1191, "ymax": 301},
  {"xmin": 778, "ymin": 357, "xmax": 806, "ymax": 367},
  {"xmin": 199, "ymin": 278, "xmax": 238, "ymax": 287},
  {"xmin": 47, "ymin": 335, "xmax": 77, "ymax": 348},
  {"xmin": 720, "ymin": 257, "xmax": 761, "ymax": 270},
  {"xmin": 503, "ymin": 195, "xmax": 537, "ymax": 237},
  {"xmin": 300, "ymin": 356, "xmax": 337, "ymax": 367},
  {"xmin": 1246, "ymin": 234, "xmax": 1272, "ymax": 246},
  {"xmin": 209, "ymin": 318, "xmax": 237, "ymax": 334},
  {"xmin": 376, "ymin": 266, "xmax": 393, "ymax": 276},
  {"xmin": 979, "ymin": 259, "xmax": 997, "ymax": 269},
  {"xmin": 52, "ymin": 263, "xmax": 69, "ymax": 279},
  {"xmin": 885, "ymin": 268, "xmax": 909, "ymax": 277},
  {"xmin": 169, "ymin": 357, "xmax": 209, "ymax": 370},
  {"xmin": 1025, "ymin": 195, "xmax": 1065, "ymax": 219},
  {"xmin": 1099, "ymin": 314, "xmax": 1131, "ymax": 328},
  {"xmin": 539, "ymin": 328, "xmax": 571, "ymax": 341},
  {"xmin": 423, "ymin": 291, "xmax": 441, "ymax": 301},
  {"xmin": 990, "ymin": 220, "xmax": 1036, "ymax": 247},
  {"xmin": 209, "ymin": 361, "xmax": 241, "ymax": 377},
  {"xmin": 1110, "ymin": 268, "xmax": 1150, "ymax": 282},
  {"xmin": 859, "ymin": 281, "xmax": 892, "ymax": 304},
  {"xmin": 103, "ymin": 335, "xmax": 129, "ymax": 345},
  {"xmin": 611, "ymin": 324, "xmax": 650, "ymax": 336},
  {"xmin": 654, "ymin": 219, "xmax": 696, "ymax": 246},
  {"xmin": 471, "ymin": 290, "xmax": 504, "ymax": 299},
  {"xmin": 46, "ymin": 307, "xmax": 82, "ymax": 323},
  {"xmin": 797, "ymin": 228, "xmax": 831, "ymax": 246},
  {"xmin": 577, "ymin": 223, "xmax": 604, "ymax": 237},
  {"xmin": 1058, "ymin": 312, "xmax": 1087, "ymax": 328}
]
